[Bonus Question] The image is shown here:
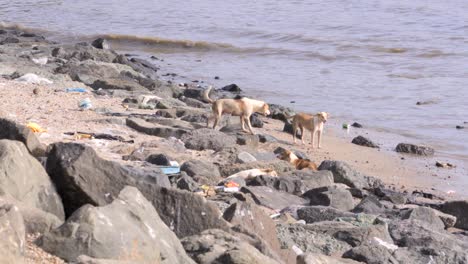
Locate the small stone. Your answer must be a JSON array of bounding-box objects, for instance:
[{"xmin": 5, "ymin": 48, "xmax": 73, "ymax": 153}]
[
  {"xmin": 33, "ymin": 88, "xmax": 40, "ymax": 95},
  {"xmin": 214, "ymin": 76, "xmax": 220, "ymax": 79},
  {"xmin": 456, "ymin": 125, "xmax": 464, "ymax": 129},
  {"xmin": 351, "ymin": 122, "xmax": 363, "ymax": 128}
]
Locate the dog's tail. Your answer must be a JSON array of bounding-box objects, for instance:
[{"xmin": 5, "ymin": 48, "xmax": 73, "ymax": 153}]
[
  {"xmin": 202, "ymin": 86, "xmax": 214, "ymax": 103},
  {"xmin": 284, "ymin": 114, "xmax": 295, "ymax": 119}
]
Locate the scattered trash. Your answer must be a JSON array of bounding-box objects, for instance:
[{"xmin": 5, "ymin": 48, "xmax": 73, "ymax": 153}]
[
  {"xmin": 270, "ymin": 213, "xmax": 281, "ymax": 219},
  {"xmin": 223, "ymin": 187, "xmax": 240, "ymax": 193},
  {"xmin": 31, "ymin": 57, "xmax": 48, "ymax": 65},
  {"xmin": 373, "ymin": 237, "xmax": 398, "ymax": 251},
  {"xmin": 224, "ymin": 181, "xmax": 240, "ymax": 188},
  {"xmin": 26, "ymin": 122, "xmax": 47, "ymax": 133},
  {"xmin": 436, "ymin": 161, "xmax": 455, "ymax": 168},
  {"xmin": 66, "ymin": 87, "xmax": 88, "ymax": 93},
  {"xmin": 296, "ymin": 220, "xmax": 306, "ymax": 225},
  {"xmin": 138, "ymin": 95, "xmax": 161, "ymax": 109},
  {"xmin": 200, "ymin": 185, "xmax": 216, "ymax": 197},
  {"xmin": 15, "ymin": 73, "xmax": 53, "ymax": 84},
  {"xmin": 342, "ymin": 123, "xmax": 350, "ymax": 133},
  {"xmin": 78, "ymin": 98, "xmax": 92, "ymax": 110},
  {"xmin": 159, "ymin": 166, "xmax": 181, "ymax": 175}
]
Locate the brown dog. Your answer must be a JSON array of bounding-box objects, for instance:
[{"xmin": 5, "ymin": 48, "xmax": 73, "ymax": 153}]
[
  {"xmin": 203, "ymin": 86, "xmax": 270, "ymax": 134},
  {"xmin": 289, "ymin": 112, "xmax": 329, "ymax": 148},
  {"xmin": 277, "ymin": 150, "xmax": 317, "ymax": 170}
]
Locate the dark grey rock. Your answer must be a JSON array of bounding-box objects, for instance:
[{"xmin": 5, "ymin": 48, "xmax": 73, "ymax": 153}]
[
  {"xmin": 176, "ymin": 173, "xmax": 200, "ymax": 192},
  {"xmin": 236, "ymin": 134, "xmax": 260, "ymax": 148},
  {"xmin": 268, "ymin": 104, "xmax": 295, "ymax": 122},
  {"xmin": 297, "ymin": 206, "xmax": 356, "ymax": 223},
  {"xmin": 351, "ymin": 135, "xmax": 379, "ymax": 148},
  {"xmin": 303, "ymin": 186, "xmax": 354, "ymax": 211},
  {"xmin": 401, "ymin": 206, "xmax": 445, "ymax": 230},
  {"xmin": 343, "ymin": 244, "xmax": 396, "ymax": 264},
  {"xmin": 258, "ymin": 134, "xmax": 278, "ymax": 143},
  {"xmin": 0, "ymin": 140, "xmax": 64, "ymax": 220},
  {"xmin": 37, "ymin": 186, "xmax": 195, "ymax": 263},
  {"xmin": 180, "ymin": 160, "xmax": 221, "ymax": 185},
  {"xmin": 221, "ymin": 83, "xmax": 241, "ymax": 93},
  {"xmin": 241, "ymin": 186, "xmax": 308, "ymax": 211},
  {"xmin": 145, "ymin": 153, "xmax": 172, "ymax": 166},
  {"xmin": 250, "ymin": 113, "xmax": 264, "ymax": 128},
  {"xmin": 283, "ymin": 121, "xmax": 302, "ymax": 138},
  {"xmin": 441, "ymin": 200, "xmax": 468, "ymax": 230},
  {"xmin": 351, "ymin": 122, "xmax": 363, "ymax": 128},
  {"xmin": 91, "ymin": 38, "xmax": 110, "ymax": 49},
  {"xmin": 352, "ymin": 195, "xmax": 384, "ymax": 214},
  {"xmin": 318, "ymin": 160, "xmax": 383, "ymax": 189},
  {"xmin": 181, "ymin": 128, "xmax": 237, "ymax": 151},
  {"xmin": 46, "ymin": 142, "xmax": 170, "ymax": 217},
  {"xmin": 0, "ymin": 118, "xmax": 45, "ymax": 157},
  {"xmin": 396, "ymin": 143, "xmax": 435, "ymax": 156},
  {"xmin": 236, "ymin": 151, "xmax": 257, "ymax": 164},
  {"xmin": 126, "ymin": 118, "xmax": 189, "ymax": 139}
]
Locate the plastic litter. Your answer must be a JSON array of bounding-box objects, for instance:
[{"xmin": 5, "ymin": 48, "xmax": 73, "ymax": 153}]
[
  {"xmin": 223, "ymin": 187, "xmax": 240, "ymax": 193},
  {"xmin": 291, "ymin": 245, "xmax": 304, "ymax": 255},
  {"xmin": 15, "ymin": 73, "xmax": 53, "ymax": 84},
  {"xmin": 78, "ymin": 98, "xmax": 92, "ymax": 110},
  {"xmin": 270, "ymin": 213, "xmax": 281, "ymax": 219},
  {"xmin": 66, "ymin": 87, "xmax": 88, "ymax": 93},
  {"xmin": 31, "ymin": 57, "xmax": 48, "ymax": 65},
  {"xmin": 224, "ymin": 181, "xmax": 240, "ymax": 188},
  {"xmin": 373, "ymin": 237, "xmax": 398, "ymax": 251},
  {"xmin": 26, "ymin": 122, "xmax": 47, "ymax": 133}
]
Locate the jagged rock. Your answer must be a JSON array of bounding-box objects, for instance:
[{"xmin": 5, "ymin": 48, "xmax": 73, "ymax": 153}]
[
  {"xmin": 343, "ymin": 244, "xmax": 397, "ymax": 264},
  {"xmin": 237, "ymin": 151, "xmax": 257, "ymax": 164},
  {"xmin": 241, "ymin": 186, "xmax": 307, "ymax": 210},
  {"xmin": 374, "ymin": 187, "xmax": 407, "ymax": 205},
  {"xmin": 303, "ymin": 186, "xmax": 354, "ymax": 211},
  {"xmin": 441, "ymin": 200, "xmax": 468, "ymax": 230},
  {"xmin": 37, "ymin": 186, "xmax": 195, "ymax": 263},
  {"xmin": 0, "ymin": 203, "xmax": 25, "ymax": 263},
  {"xmin": 0, "ymin": 118, "xmax": 45, "ymax": 156},
  {"xmin": 258, "ymin": 134, "xmax": 278, "ymax": 143},
  {"xmin": 297, "ymin": 206, "xmax": 356, "ymax": 223},
  {"xmin": 180, "ymin": 160, "xmax": 221, "ymax": 185},
  {"xmin": 181, "ymin": 128, "xmax": 237, "ymax": 151},
  {"xmin": 182, "ymin": 229, "xmax": 280, "ymax": 264},
  {"xmin": 247, "ymin": 175, "xmax": 302, "ymax": 195},
  {"xmin": 176, "ymin": 173, "xmax": 200, "ymax": 192},
  {"xmin": 318, "ymin": 160, "xmax": 383, "ymax": 189},
  {"xmin": 286, "ymin": 170, "xmax": 334, "ymax": 190},
  {"xmin": 250, "ymin": 113, "xmax": 264, "ymax": 128},
  {"xmin": 46, "ymin": 142, "xmax": 170, "ymax": 216},
  {"xmin": 0, "ymin": 140, "xmax": 64, "ymax": 220},
  {"xmin": 389, "ymin": 219, "xmax": 468, "ymax": 263},
  {"xmin": 395, "ymin": 143, "xmax": 435, "ymax": 156},
  {"xmin": 276, "ymin": 223, "xmax": 352, "ymax": 256},
  {"xmin": 76, "ymin": 255, "xmax": 136, "ymax": 264},
  {"xmin": 126, "ymin": 118, "xmax": 189, "ymax": 138},
  {"xmin": 221, "ymin": 83, "xmax": 241, "ymax": 93},
  {"xmin": 352, "ymin": 195, "xmax": 384, "ymax": 214},
  {"xmin": 223, "ymin": 200, "xmax": 294, "ymax": 263},
  {"xmin": 401, "ymin": 207, "xmax": 445, "ymax": 230},
  {"xmin": 268, "ymin": 104, "xmax": 295, "ymax": 122},
  {"xmin": 351, "ymin": 136, "xmax": 379, "ymax": 148}
]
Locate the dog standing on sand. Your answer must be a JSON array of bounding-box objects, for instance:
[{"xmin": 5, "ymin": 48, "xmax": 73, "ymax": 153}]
[
  {"xmin": 203, "ymin": 86, "xmax": 270, "ymax": 135},
  {"xmin": 288, "ymin": 112, "xmax": 329, "ymax": 148},
  {"xmin": 277, "ymin": 149, "xmax": 317, "ymax": 170}
]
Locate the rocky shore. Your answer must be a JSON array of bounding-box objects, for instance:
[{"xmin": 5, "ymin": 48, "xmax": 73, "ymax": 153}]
[{"xmin": 1, "ymin": 28, "xmax": 468, "ymax": 264}]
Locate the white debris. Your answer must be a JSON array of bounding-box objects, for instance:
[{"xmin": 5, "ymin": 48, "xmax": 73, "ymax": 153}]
[
  {"xmin": 373, "ymin": 237, "xmax": 398, "ymax": 251},
  {"xmin": 31, "ymin": 57, "xmax": 48, "ymax": 65},
  {"xmin": 15, "ymin": 73, "xmax": 52, "ymax": 84}
]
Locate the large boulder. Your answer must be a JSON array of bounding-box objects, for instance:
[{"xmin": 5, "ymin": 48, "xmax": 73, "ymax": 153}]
[
  {"xmin": 389, "ymin": 219, "xmax": 468, "ymax": 263},
  {"xmin": 286, "ymin": 170, "xmax": 334, "ymax": 190},
  {"xmin": 343, "ymin": 244, "xmax": 397, "ymax": 264},
  {"xmin": 91, "ymin": 38, "xmax": 110, "ymax": 49},
  {"xmin": 0, "ymin": 203, "xmax": 25, "ymax": 264},
  {"xmin": 37, "ymin": 186, "xmax": 195, "ymax": 263},
  {"xmin": 181, "ymin": 229, "xmax": 280, "ymax": 264},
  {"xmin": 441, "ymin": 200, "xmax": 468, "ymax": 230},
  {"xmin": 241, "ymin": 186, "xmax": 307, "ymax": 211},
  {"xmin": 180, "ymin": 160, "xmax": 221, "ymax": 185},
  {"xmin": 352, "ymin": 195, "xmax": 384, "ymax": 214},
  {"xmin": 318, "ymin": 160, "xmax": 383, "ymax": 189},
  {"xmin": 303, "ymin": 186, "xmax": 354, "ymax": 211},
  {"xmin": 268, "ymin": 104, "xmax": 295, "ymax": 122},
  {"xmin": 395, "ymin": 143, "xmax": 434, "ymax": 156},
  {"xmin": 297, "ymin": 206, "xmax": 356, "ymax": 223},
  {"xmin": 126, "ymin": 118, "xmax": 189, "ymax": 139},
  {"xmin": 0, "ymin": 140, "xmax": 64, "ymax": 220},
  {"xmin": 181, "ymin": 128, "xmax": 237, "ymax": 151},
  {"xmin": 401, "ymin": 207, "xmax": 445, "ymax": 231},
  {"xmin": 0, "ymin": 118, "xmax": 45, "ymax": 156},
  {"xmin": 46, "ymin": 142, "xmax": 170, "ymax": 216},
  {"xmin": 276, "ymin": 223, "xmax": 352, "ymax": 256},
  {"xmin": 223, "ymin": 200, "xmax": 294, "ymax": 263}
]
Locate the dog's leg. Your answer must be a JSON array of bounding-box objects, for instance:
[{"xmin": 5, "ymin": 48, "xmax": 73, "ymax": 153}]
[
  {"xmin": 301, "ymin": 126, "xmax": 305, "ymax": 145},
  {"xmin": 206, "ymin": 114, "xmax": 212, "ymax": 128},
  {"xmin": 240, "ymin": 116, "xmax": 248, "ymax": 132},
  {"xmin": 213, "ymin": 113, "xmax": 221, "ymax": 129},
  {"xmin": 311, "ymin": 130, "xmax": 315, "ymax": 148},
  {"xmin": 318, "ymin": 130, "xmax": 322, "ymax": 149},
  {"xmin": 292, "ymin": 124, "xmax": 297, "ymax": 144},
  {"xmin": 246, "ymin": 116, "xmax": 254, "ymax": 135}
]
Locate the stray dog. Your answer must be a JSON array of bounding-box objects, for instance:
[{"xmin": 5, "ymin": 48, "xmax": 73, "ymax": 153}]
[
  {"xmin": 203, "ymin": 86, "xmax": 270, "ymax": 134},
  {"xmin": 224, "ymin": 168, "xmax": 278, "ymax": 181},
  {"xmin": 288, "ymin": 112, "xmax": 328, "ymax": 148},
  {"xmin": 277, "ymin": 149, "xmax": 317, "ymax": 171}
]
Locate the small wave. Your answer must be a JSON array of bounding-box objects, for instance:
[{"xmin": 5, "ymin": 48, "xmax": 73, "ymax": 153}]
[
  {"xmin": 387, "ymin": 73, "xmax": 424, "ymax": 79},
  {"xmin": 0, "ymin": 21, "xmax": 49, "ymax": 34},
  {"xmin": 372, "ymin": 47, "xmax": 408, "ymax": 54},
  {"xmin": 416, "ymin": 50, "xmax": 457, "ymax": 58},
  {"xmin": 95, "ymin": 33, "xmax": 235, "ymax": 51}
]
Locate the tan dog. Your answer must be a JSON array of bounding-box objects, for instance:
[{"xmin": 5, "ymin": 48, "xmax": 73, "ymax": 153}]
[
  {"xmin": 277, "ymin": 150, "xmax": 317, "ymax": 170},
  {"xmin": 289, "ymin": 112, "xmax": 329, "ymax": 148},
  {"xmin": 203, "ymin": 86, "xmax": 270, "ymax": 134},
  {"xmin": 224, "ymin": 168, "xmax": 278, "ymax": 181}
]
